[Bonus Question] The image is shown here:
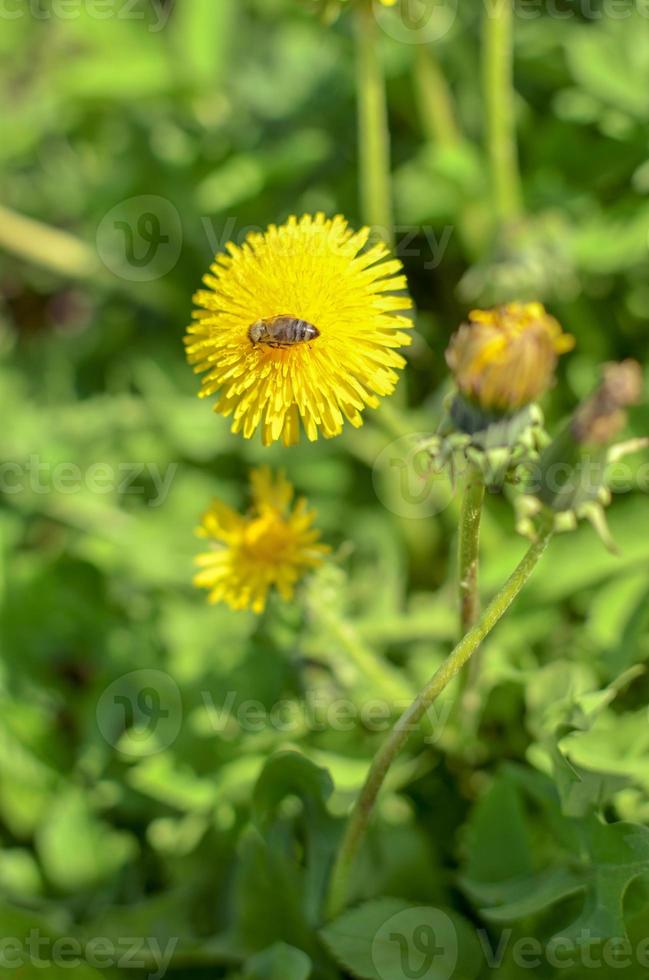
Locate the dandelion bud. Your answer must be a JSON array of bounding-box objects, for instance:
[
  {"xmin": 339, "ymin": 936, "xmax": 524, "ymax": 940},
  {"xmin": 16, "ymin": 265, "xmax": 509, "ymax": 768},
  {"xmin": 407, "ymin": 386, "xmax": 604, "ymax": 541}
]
[{"xmin": 446, "ymin": 302, "xmax": 575, "ymax": 415}]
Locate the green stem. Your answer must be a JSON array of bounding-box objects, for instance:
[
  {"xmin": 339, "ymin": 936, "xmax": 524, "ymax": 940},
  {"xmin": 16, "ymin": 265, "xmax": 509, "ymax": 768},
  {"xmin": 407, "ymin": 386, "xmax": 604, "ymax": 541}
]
[
  {"xmin": 0, "ymin": 203, "xmax": 99, "ymax": 280},
  {"xmin": 413, "ymin": 43, "xmax": 461, "ymax": 148},
  {"xmin": 316, "ymin": 606, "xmax": 415, "ymax": 705},
  {"xmin": 458, "ymin": 465, "xmax": 486, "ymax": 636},
  {"xmin": 0, "ymin": 202, "xmax": 170, "ymax": 312},
  {"xmin": 483, "ymin": 0, "xmax": 523, "ymax": 224},
  {"xmin": 325, "ymin": 523, "xmax": 553, "ymax": 919},
  {"xmin": 355, "ymin": 0, "xmax": 393, "ymax": 245}
]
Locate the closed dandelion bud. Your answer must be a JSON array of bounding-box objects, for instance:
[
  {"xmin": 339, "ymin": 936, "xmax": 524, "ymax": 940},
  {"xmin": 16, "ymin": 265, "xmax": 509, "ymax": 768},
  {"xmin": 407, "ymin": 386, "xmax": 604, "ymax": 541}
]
[
  {"xmin": 519, "ymin": 361, "xmax": 646, "ymax": 549},
  {"xmin": 431, "ymin": 303, "xmax": 574, "ymax": 488},
  {"xmin": 446, "ymin": 302, "xmax": 575, "ymax": 416}
]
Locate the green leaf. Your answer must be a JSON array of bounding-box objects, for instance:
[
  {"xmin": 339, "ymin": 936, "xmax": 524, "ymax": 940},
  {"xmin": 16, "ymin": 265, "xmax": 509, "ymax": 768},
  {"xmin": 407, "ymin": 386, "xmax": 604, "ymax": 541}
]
[
  {"xmin": 556, "ymin": 819, "xmax": 649, "ymax": 942},
  {"xmin": 566, "ymin": 19, "xmax": 649, "ymax": 119},
  {"xmin": 35, "ymin": 788, "xmax": 137, "ymax": 893},
  {"xmin": 548, "ymin": 741, "xmax": 631, "ymax": 819},
  {"xmin": 253, "ymin": 751, "xmax": 334, "ymax": 825},
  {"xmin": 243, "ymin": 942, "xmax": 312, "ymax": 980},
  {"xmin": 321, "ymin": 898, "xmax": 481, "ymax": 980},
  {"xmin": 233, "ymin": 826, "xmax": 316, "ymax": 956},
  {"xmin": 463, "ymin": 866, "xmax": 584, "ymax": 922},
  {"xmin": 0, "ymin": 847, "xmax": 43, "ymax": 899},
  {"xmin": 252, "ymin": 752, "xmax": 339, "ymax": 925},
  {"xmin": 462, "ymin": 771, "xmax": 533, "ymax": 886},
  {"xmin": 127, "ymin": 754, "xmax": 218, "ymax": 812},
  {"xmin": 526, "ymin": 664, "xmax": 645, "ymax": 815},
  {"xmin": 464, "ymin": 802, "xmax": 649, "ymax": 943}
]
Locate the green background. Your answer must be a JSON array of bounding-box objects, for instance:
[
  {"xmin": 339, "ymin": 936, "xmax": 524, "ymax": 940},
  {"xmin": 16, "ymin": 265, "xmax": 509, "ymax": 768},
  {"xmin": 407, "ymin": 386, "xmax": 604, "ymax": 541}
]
[{"xmin": 1, "ymin": 0, "xmax": 649, "ymax": 976}]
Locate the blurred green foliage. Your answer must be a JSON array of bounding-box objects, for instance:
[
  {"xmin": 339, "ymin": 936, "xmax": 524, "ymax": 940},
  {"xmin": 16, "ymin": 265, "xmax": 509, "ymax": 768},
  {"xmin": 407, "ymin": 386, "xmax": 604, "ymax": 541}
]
[{"xmin": 1, "ymin": 0, "xmax": 649, "ymax": 977}]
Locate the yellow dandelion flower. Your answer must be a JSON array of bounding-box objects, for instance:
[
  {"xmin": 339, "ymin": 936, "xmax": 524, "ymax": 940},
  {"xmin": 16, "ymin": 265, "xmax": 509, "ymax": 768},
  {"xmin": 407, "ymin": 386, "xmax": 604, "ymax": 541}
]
[
  {"xmin": 185, "ymin": 213, "xmax": 412, "ymax": 446},
  {"xmin": 446, "ymin": 302, "xmax": 575, "ymax": 414},
  {"xmin": 194, "ymin": 467, "xmax": 330, "ymax": 614}
]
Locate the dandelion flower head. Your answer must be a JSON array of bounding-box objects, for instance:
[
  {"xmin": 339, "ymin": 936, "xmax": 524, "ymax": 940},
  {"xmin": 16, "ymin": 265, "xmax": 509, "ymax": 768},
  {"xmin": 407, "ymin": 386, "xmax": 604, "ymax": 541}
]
[
  {"xmin": 194, "ymin": 467, "xmax": 329, "ymax": 614},
  {"xmin": 185, "ymin": 213, "xmax": 412, "ymax": 446}
]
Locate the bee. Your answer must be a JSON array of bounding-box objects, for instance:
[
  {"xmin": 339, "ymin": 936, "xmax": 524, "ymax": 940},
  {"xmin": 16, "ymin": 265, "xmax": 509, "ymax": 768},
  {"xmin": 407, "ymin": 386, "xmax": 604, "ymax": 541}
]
[{"xmin": 248, "ymin": 314, "xmax": 320, "ymax": 348}]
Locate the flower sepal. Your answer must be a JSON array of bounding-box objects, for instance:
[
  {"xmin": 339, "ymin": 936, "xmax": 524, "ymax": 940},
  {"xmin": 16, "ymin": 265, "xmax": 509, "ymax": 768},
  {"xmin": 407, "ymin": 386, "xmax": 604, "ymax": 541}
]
[{"xmin": 424, "ymin": 392, "xmax": 549, "ymax": 490}]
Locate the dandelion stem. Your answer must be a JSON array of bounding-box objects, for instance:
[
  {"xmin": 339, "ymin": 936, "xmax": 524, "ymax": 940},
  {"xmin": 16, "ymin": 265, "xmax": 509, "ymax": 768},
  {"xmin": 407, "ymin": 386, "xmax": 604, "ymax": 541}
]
[
  {"xmin": 355, "ymin": 0, "xmax": 394, "ymax": 245},
  {"xmin": 456, "ymin": 465, "xmax": 487, "ymax": 733},
  {"xmin": 315, "ymin": 605, "xmax": 414, "ymax": 705},
  {"xmin": 0, "ymin": 201, "xmax": 170, "ymax": 312},
  {"xmin": 325, "ymin": 522, "xmax": 553, "ymax": 919},
  {"xmin": 458, "ymin": 464, "xmax": 485, "ymax": 636},
  {"xmin": 0, "ymin": 203, "xmax": 100, "ymax": 280},
  {"xmin": 483, "ymin": 0, "xmax": 523, "ymax": 224},
  {"xmin": 413, "ymin": 42, "xmax": 461, "ymax": 148}
]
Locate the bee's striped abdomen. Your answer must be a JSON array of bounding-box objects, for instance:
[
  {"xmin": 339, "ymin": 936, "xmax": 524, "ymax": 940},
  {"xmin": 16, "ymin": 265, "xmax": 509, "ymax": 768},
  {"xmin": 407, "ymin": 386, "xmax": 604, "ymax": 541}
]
[{"xmin": 248, "ymin": 315, "xmax": 320, "ymax": 347}]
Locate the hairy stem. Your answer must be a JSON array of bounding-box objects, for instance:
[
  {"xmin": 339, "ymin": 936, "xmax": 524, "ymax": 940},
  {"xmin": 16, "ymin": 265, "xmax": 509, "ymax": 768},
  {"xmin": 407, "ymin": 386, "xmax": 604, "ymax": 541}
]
[
  {"xmin": 483, "ymin": 0, "xmax": 523, "ymax": 223},
  {"xmin": 325, "ymin": 523, "xmax": 553, "ymax": 918},
  {"xmin": 458, "ymin": 465, "xmax": 486, "ymax": 636}
]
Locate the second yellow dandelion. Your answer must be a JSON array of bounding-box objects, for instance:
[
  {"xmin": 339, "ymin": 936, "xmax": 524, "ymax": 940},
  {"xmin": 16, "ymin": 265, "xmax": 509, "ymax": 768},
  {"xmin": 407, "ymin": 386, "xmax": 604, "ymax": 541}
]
[{"xmin": 194, "ymin": 467, "xmax": 329, "ymax": 614}]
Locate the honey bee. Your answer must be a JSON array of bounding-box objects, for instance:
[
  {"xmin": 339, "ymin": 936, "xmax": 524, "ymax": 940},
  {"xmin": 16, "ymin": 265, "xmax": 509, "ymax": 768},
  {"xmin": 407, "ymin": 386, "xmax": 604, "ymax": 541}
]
[{"xmin": 248, "ymin": 315, "xmax": 320, "ymax": 348}]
